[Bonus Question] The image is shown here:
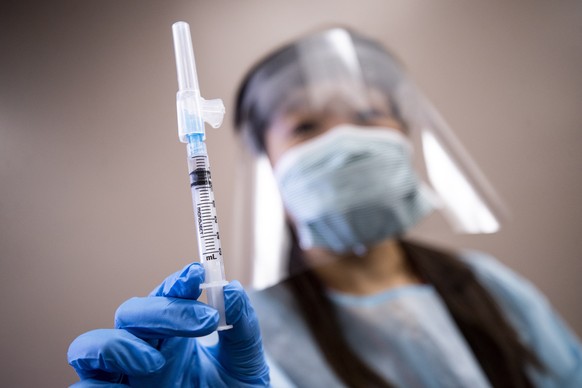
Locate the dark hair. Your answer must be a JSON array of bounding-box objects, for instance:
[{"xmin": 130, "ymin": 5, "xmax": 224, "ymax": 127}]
[{"xmin": 234, "ymin": 41, "xmax": 299, "ymax": 153}]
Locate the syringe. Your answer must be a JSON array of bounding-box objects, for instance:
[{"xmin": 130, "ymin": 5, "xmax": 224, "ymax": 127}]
[{"xmin": 172, "ymin": 21, "xmax": 232, "ymax": 331}]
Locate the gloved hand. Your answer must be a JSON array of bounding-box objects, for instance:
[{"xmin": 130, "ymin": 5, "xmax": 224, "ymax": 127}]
[{"xmin": 67, "ymin": 263, "xmax": 270, "ymax": 387}]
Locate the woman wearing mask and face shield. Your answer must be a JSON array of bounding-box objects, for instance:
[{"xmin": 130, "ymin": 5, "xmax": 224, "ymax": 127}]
[
  {"xmin": 67, "ymin": 28, "xmax": 582, "ymax": 388},
  {"xmin": 234, "ymin": 28, "xmax": 582, "ymax": 388}
]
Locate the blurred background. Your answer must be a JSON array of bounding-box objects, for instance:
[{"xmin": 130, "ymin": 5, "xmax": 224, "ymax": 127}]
[{"xmin": 1, "ymin": 1, "xmax": 581, "ymax": 386}]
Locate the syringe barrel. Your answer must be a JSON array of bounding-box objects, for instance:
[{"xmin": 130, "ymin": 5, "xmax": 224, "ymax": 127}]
[{"xmin": 188, "ymin": 148, "xmax": 232, "ymax": 330}]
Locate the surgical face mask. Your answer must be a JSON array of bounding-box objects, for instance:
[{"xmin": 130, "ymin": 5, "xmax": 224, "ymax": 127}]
[{"xmin": 273, "ymin": 124, "xmax": 434, "ymax": 254}]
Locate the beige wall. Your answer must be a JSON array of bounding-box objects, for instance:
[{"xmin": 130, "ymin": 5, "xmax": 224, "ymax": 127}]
[{"xmin": 1, "ymin": 1, "xmax": 581, "ymax": 386}]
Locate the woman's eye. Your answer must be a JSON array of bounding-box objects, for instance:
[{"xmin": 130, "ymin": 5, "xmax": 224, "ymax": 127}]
[{"xmin": 292, "ymin": 120, "xmax": 319, "ymax": 135}]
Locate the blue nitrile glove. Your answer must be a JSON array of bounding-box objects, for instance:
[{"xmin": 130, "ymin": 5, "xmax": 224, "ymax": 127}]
[{"xmin": 67, "ymin": 263, "xmax": 270, "ymax": 387}]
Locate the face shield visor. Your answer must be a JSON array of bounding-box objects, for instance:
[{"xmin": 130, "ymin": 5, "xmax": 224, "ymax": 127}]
[{"xmin": 235, "ymin": 28, "xmax": 507, "ymax": 289}]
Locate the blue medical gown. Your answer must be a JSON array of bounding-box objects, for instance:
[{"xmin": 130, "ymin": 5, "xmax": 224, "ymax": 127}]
[{"xmin": 249, "ymin": 252, "xmax": 582, "ymax": 387}]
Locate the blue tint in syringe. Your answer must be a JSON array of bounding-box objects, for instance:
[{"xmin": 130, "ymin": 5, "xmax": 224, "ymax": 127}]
[{"xmin": 172, "ymin": 21, "xmax": 232, "ymax": 330}]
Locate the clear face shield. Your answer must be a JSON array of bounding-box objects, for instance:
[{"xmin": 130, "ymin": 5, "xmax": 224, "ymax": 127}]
[{"xmin": 236, "ymin": 28, "xmax": 507, "ymax": 289}]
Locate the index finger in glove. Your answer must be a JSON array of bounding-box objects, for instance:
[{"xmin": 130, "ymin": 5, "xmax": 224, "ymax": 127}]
[
  {"xmin": 68, "ymin": 329, "xmax": 165, "ymax": 380},
  {"xmin": 149, "ymin": 262, "xmax": 205, "ymax": 299},
  {"xmin": 115, "ymin": 296, "xmax": 218, "ymax": 339}
]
